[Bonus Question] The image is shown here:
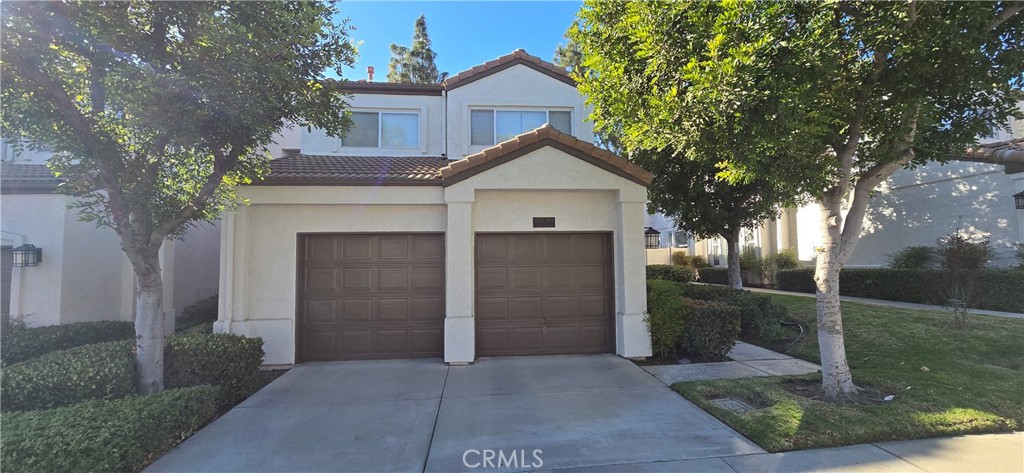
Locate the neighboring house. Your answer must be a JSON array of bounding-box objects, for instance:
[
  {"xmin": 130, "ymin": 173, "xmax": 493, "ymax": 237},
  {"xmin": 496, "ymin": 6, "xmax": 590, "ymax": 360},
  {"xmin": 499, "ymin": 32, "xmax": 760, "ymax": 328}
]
[
  {"xmin": 215, "ymin": 50, "xmax": 654, "ymax": 365},
  {"xmin": 0, "ymin": 142, "xmax": 220, "ymax": 330},
  {"xmin": 649, "ymin": 111, "xmax": 1024, "ymax": 269}
]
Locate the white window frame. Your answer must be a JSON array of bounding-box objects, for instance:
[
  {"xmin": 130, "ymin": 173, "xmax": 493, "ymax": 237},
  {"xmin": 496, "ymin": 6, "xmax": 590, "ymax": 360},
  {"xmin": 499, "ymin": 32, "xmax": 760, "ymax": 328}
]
[
  {"xmin": 342, "ymin": 109, "xmax": 422, "ymax": 150},
  {"xmin": 469, "ymin": 107, "xmax": 573, "ymax": 147}
]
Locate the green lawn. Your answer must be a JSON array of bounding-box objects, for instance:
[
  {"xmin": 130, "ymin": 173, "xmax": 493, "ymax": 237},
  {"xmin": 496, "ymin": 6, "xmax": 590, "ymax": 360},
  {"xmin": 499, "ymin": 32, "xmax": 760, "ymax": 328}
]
[{"xmin": 675, "ymin": 294, "xmax": 1024, "ymax": 452}]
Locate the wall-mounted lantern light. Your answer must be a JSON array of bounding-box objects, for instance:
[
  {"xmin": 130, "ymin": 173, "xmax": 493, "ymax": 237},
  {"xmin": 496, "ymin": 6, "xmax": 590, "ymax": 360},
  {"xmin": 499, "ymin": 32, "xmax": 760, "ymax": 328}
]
[
  {"xmin": 1015, "ymin": 191, "xmax": 1024, "ymax": 210},
  {"xmin": 12, "ymin": 244, "xmax": 42, "ymax": 267},
  {"xmin": 644, "ymin": 227, "xmax": 661, "ymax": 249}
]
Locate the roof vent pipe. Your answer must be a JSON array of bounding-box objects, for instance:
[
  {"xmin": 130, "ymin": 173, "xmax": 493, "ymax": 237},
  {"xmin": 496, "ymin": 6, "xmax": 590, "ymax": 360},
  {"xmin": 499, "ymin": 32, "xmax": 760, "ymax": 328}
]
[{"xmin": 367, "ymin": 66, "xmax": 374, "ymax": 82}]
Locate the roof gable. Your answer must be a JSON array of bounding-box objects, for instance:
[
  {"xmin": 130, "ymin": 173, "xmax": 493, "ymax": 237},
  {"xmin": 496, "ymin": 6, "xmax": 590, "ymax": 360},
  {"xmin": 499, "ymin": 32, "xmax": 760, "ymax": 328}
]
[
  {"xmin": 443, "ymin": 49, "xmax": 575, "ymax": 90},
  {"xmin": 439, "ymin": 125, "xmax": 652, "ymax": 187}
]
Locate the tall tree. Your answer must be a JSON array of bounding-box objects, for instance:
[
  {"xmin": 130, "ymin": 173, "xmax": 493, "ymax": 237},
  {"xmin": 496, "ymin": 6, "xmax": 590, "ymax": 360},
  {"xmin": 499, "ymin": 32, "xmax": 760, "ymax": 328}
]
[
  {"xmin": 553, "ymin": 26, "xmax": 586, "ymax": 76},
  {"xmin": 387, "ymin": 14, "xmax": 441, "ymax": 84},
  {"xmin": 2, "ymin": 1, "xmax": 356, "ymax": 393},
  {"xmin": 572, "ymin": 0, "xmax": 1023, "ymax": 400}
]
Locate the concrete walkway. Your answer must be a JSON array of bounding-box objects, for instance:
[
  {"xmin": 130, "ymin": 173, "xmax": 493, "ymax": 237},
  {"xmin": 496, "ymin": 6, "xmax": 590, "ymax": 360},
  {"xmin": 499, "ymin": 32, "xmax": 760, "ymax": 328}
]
[
  {"xmin": 747, "ymin": 287, "xmax": 1024, "ymax": 319},
  {"xmin": 642, "ymin": 342, "xmax": 820, "ymax": 385},
  {"xmin": 548, "ymin": 432, "xmax": 1024, "ymax": 472}
]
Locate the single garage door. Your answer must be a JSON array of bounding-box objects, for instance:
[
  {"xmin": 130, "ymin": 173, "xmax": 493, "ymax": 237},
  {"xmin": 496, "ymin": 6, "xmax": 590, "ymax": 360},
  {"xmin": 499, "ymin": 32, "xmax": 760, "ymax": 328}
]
[
  {"xmin": 297, "ymin": 234, "xmax": 445, "ymax": 361},
  {"xmin": 475, "ymin": 233, "xmax": 614, "ymax": 356}
]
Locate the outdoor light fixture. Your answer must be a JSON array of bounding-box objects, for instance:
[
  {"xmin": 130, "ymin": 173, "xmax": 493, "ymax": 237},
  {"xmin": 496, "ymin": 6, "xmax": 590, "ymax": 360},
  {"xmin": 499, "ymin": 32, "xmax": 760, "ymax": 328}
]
[
  {"xmin": 1015, "ymin": 191, "xmax": 1024, "ymax": 210},
  {"xmin": 644, "ymin": 227, "xmax": 661, "ymax": 249},
  {"xmin": 12, "ymin": 244, "xmax": 42, "ymax": 267}
]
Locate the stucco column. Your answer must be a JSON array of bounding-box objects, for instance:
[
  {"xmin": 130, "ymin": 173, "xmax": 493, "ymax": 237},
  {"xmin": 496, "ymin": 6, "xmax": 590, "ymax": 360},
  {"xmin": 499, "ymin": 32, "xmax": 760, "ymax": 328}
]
[
  {"xmin": 615, "ymin": 198, "xmax": 652, "ymax": 358},
  {"xmin": 159, "ymin": 239, "xmax": 176, "ymax": 335},
  {"xmin": 214, "ymin": 211, "xmax": 235, "ymax": 334},
  {"xmin": 778, "ymin": 208, "xmax": 799, "ymax": 252},
  {"xmin": 444, "ymin": 199, "xmax": 475, "ymax": 364}
]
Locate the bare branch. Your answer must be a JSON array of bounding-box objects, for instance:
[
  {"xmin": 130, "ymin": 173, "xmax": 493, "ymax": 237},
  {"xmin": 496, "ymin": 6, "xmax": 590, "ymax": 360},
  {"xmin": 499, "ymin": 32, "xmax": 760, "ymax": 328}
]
[{"xmin": 991, "ymin": 1, "xmax": 1024, "ymax": 30}]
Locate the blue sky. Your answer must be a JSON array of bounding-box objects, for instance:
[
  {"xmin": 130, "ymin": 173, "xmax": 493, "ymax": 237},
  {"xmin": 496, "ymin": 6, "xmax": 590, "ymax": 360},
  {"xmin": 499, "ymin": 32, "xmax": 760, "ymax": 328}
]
[{"xmin": 332, "ymin": 1, "xmax": 583, "ymax": 80}]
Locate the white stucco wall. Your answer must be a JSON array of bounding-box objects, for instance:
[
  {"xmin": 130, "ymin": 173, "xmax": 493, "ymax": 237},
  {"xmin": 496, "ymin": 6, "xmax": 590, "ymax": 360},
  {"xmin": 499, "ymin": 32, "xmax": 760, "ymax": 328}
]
[
  {"xmin": 300, "ymin": 93, "xmax": 445, "ymax": 157},
  {"xmin": 1, "ymin": 194, "xmax": 67, "ymax": 326},
  {"xmin": 849, "ymin": 161, "xmax": 1021, "ymax": 267},
  {"xmin": 446, "ymin": 64, "xmax": 594, "ymax": 159},
  {"xmin": 172, "ymin": 221, "xmax": 221, "ymax": 312},
  {"xmin": 58, "ymin": 211, "xmax": 126, "ymax": 323}
]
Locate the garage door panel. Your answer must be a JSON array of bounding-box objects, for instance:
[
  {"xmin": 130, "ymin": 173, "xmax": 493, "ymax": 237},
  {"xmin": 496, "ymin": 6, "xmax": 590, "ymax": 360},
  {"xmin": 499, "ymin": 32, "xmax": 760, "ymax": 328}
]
[
  {"xmin": 477, "ymin": 267, "xmax": 508, "ymax": 291},
  {"xmin": 341, "ymin": 267, "xmax": 373, "ymax": 291},
  {"xmin": 299, "ymin": 234, "xmax": 444, "ymax": 361},
  {"xmin": 342, "ymin": 235, "xmax": 374, "ymax": 260},
  {"xmin": 378, "ymin": 267, "xmax": 409, "ymax": 290},
  {"xmin": 340, "ymin": 299, "xmax": 372, "ymax": 322},
  {"xmin": 476, "ymin": 233, "xmax": 613, "ymax": 356},
  {"xmin": 304, "ymin": 299, "xmax": 337, "ymax": 324},
  {"xmin": 306, "ymin": 268, "xmax": 337, "ymax": 292},
  {"xmin": 411, "ymin": 298, "xmax": 444, "ymax": 321},
  {"xmin": 377, "ymin": 298, "xmax": 410, "ymax": 322},
  {"xmin": 477, "ymin": 297, "xmax": 508, "ymax": 320}
]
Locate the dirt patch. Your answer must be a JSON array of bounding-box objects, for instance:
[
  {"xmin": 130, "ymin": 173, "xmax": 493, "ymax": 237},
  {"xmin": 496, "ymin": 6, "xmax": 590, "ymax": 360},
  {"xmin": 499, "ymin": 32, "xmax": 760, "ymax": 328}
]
[{"xmin": 780, "ymin": 379, "xmax": 895, "ymax": 405}]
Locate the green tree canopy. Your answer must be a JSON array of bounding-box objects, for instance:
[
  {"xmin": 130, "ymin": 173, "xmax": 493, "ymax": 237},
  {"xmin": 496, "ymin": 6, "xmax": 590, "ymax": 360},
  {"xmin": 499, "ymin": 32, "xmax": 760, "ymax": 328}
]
[
  {"xmin": 387, "ymin": 14, "xmax": 442, "ymax": 84},
  {"xmin": 1, "ymin": 0, "xmax": 357, "ymax": 393},
  {"xmin": 572, "ymin": 0, "xmax": 1023, "ymax": 400}
]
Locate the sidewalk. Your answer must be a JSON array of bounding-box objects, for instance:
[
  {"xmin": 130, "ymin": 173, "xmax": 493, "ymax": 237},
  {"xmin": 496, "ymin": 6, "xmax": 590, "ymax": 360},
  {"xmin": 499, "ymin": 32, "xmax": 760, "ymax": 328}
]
[
  {"xmin": 746, "ymin": 286, "xmax": 1024, "ymax": 319},
  {"xmin": 549, "ymin": 431, "xmax": 1024, "ymax": 472},
  {"xmin": 642, "ymin": 341, "xmax": 819, "ymax": 384}
]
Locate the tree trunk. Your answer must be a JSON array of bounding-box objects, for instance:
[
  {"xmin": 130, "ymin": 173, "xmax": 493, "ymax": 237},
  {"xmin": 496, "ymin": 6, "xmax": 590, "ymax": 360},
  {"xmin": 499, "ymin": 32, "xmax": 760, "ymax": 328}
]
[
  {"xmin": 134, "ymin": 260, "xmax": 165, "ymax": 394},
  {"xmin": 725, "ymin": 231, "xmax": 743, "ymax": 289},
  {"xmin": 814, "ymin": 195, "xmax": 858, "ymax": 400}
]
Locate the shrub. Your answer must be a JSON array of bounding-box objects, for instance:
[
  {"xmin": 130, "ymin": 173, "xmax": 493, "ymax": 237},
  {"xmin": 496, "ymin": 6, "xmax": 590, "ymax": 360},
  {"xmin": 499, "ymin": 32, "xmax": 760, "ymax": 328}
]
[
  {"xmin": 739, "ymin": 247, "xmax": 762, "ymax": 272},
  {"xmin": 1, "ymin": 320, "xmax": 135, "ymax": 365},
  {"xmin": 166, "ymin": 333, "xmax": 265, "ymax": 406},
  {"xmin": 775, "ymin": 267, "xmax": 1024, "ymax": 312},
  {"xmin": 1014, "ymin": 243, "xmax": 1024, "ymax": 269},
  {"xmin": 677, "ymin": 284, "xmax": 787, "ymax": 341},
  {"xmin": 671, "ymin": 251, "xmax": 691, "ymax": 266},
  {"xmin": 646, "ymin": 264, "xmax": 695, "ymax": 283},
  {"xmin": 645, "ymin": 280, "xmax": 689, "ymax": 358},
  {"xmin": 1, "ymin": 340, "xmax": 136, "ymax": 412},
  {"xmin": 886, "ymin": 246, "xmax": 936, "ymax": 269},
  {"xmin": 681, "ymin": 298, "xmax": 741, "ymax": 361},
  {"xmin": 697, "ymin": 267, "xmax": 730, "ymax": 285},
  {"xmin": 182, "ymin": 321, "xmax": 214, "ymax": 334},
  {"xmin": 1, "ymin": 386, "xmax": 218, "ymax": 473},
  {"xmin": 2, "ymin": 333, "xmax": 264, "ymax": 412},
  {"xmin": 690, "ymin": 255, "xmax": 711, "ymax": 268},
  {"xmin": 176, "ymin": 295, "xmax": 218, "ymax": 332},
  {"xmin": 937, "ymin": 233, "xmax": 992, "ymax": 271}
]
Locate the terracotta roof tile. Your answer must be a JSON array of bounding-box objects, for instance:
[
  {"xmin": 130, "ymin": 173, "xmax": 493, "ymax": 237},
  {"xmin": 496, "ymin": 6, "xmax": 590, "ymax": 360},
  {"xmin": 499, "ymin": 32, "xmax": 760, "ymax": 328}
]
[
  {"xmin": 443, "ymin": 49, "xmax": 575, "ymax": 89},
  {"xmin": 961, "ymin": 138, "xmax": 1024, "ymax": 164},
  {"xmin": 255, "ymin": 155, "xmax": 448, "ymax": 185},
  {"xmin": 440, "ymin": 124, "xmax": 653, "ymax": 187}
]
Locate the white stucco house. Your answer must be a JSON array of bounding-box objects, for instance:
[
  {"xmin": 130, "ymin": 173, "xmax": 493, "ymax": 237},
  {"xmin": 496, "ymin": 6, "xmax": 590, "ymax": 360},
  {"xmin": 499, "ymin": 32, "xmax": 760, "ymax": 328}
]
[
  {"xmin": 0, "ymin": 143, "xmax": 220, "ymax": 329},
  {"xmin": 215, "ymin": 50, "xmax": 654, "ymax": 365},
  {"xmin": 647, "ymin": 111, "xmax": 1024, "ymax": 269}
]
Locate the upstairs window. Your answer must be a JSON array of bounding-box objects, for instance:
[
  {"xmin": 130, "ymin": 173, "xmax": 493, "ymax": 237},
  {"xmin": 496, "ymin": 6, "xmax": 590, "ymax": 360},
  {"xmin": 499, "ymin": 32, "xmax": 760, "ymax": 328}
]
[
  {"xmin": 343, "ymin": 111, "xmax": 419, "ymax": 148},
  {"xmin": 470, "ymin": 109, "xmax": 572, "ymax": 146}
]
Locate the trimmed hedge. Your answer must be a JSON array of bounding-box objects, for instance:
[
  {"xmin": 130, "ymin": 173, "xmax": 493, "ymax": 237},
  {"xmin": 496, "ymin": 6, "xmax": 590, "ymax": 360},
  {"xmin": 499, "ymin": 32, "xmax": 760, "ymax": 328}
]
[
  {"xmin": 1, "ymin": 333, "xmax": 264, "ymax": 412},
  {"xmin": 775, "ymin": 268, "xmax": 1024, "ymax": 312},
  {"xmin": 166, "ymin": 333, "xmax": 265, "ymax": 405},
  {"xmin": 1, "ymin": 321, "xmax": 135, "ymax": 365},
  {"xmin": 646, "ymin": 265, "xmax": 695, "ymax": 283},
  {"xmin": 1, "ymin": 386, "xmax": 218, "ymax": 473},
  {"xmin": 697, "ymin": 267, "xmax": 730, "ymax": 285},
  {"xmin": 646, "ymin": 280, "xmax": 689, "ymax": 358},
  {"xmin": 681, "ymin": 298, "xmax": 741, "ymax": 361},
  {"xmin": 677, "ymin": 284, "xmax": 787, "ymax": 340},
  {"xmin": 176, "ymin": 295, "xmax": 218, "ymax": 332}
]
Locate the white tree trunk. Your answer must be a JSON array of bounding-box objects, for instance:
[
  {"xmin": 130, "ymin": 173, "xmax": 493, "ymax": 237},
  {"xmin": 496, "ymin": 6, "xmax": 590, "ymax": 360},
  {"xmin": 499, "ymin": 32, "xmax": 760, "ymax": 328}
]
[
  {"xmin": 814, "ymin": 195, "xmax": 859, "ymax": 400},
  {"xmin": 725, "ymin": 233, "xmax": 743, "ymax": 289},
  {"xmin": 134, "ymin": 265, "xmax": 165, "ymax": 394}
]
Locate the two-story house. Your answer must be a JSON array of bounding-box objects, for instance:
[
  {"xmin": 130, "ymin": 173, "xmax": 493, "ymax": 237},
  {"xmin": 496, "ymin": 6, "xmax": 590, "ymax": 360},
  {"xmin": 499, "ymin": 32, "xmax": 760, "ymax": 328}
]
[{"xmin": 215, "ymin": 50, "xmax": 654, "ymax": 365}]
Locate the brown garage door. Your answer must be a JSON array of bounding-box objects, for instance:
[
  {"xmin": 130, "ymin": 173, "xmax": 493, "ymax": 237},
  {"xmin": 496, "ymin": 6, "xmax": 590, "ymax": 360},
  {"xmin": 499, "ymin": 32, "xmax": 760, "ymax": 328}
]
[
  {"xmin": 297, "ymin": 234, "xmax": 445, "ymax": 361},
  {"xmin": 475, "ymin": 233, "xmax": 614, "ymax": 356}
]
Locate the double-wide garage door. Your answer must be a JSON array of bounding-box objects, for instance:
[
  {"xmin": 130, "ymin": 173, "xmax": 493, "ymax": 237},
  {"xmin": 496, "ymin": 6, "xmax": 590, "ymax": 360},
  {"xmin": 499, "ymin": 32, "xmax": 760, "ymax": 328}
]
[{"xmin": 296, "ymin": 232, "xmax": 614, "ymax": 361}]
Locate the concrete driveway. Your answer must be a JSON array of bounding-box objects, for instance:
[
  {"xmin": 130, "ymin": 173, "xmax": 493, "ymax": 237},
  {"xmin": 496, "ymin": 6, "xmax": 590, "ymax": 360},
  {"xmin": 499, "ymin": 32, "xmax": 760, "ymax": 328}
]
[{"xmin": 147, "ymin": 355, "xmax": 762, "ymax": 472}]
